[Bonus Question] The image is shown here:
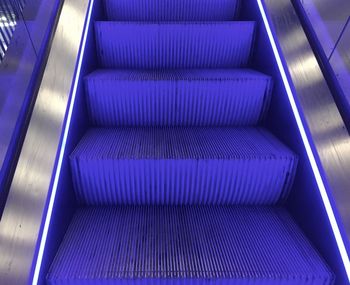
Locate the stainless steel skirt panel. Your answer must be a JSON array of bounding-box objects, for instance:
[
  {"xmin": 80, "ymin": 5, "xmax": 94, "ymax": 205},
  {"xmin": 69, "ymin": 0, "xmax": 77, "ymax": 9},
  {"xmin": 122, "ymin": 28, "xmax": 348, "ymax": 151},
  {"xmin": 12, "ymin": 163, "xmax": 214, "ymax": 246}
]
[
  {"xmin": 0, "ymin": 0, "xmax": 90, "ymax": 283},
  {"xmin": 264, "ymin": 0, "xmax": 350, "ymax": 257}
]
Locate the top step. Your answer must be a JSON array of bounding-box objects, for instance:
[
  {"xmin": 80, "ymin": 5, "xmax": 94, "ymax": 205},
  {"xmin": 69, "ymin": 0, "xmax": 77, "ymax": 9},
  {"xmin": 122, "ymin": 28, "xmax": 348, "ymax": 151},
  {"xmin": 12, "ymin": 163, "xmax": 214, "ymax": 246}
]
[
  {"xmin": 95, "ymin": 22, "xmax": 255, "ymax": 69},
  {"xmin": 103, "ymin": 0, "xmax": 240, "ymax": 21}
]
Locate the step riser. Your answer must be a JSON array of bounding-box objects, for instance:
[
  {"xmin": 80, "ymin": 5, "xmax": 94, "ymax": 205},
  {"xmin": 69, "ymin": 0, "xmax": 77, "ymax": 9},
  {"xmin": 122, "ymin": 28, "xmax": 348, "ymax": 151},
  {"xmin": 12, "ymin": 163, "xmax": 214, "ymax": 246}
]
[
  {"xmin": 104, "ymin": 0, "xmax": 239, "ymax": 21},
  {"xmin": 95, "ymin": 22, "xmax": 255, "ymax": 69},
  {"xmin": 85, "ymin": 76, "xmax": 272, "ymax": 126},
  {"xmin": 71, "ymin": 158, "xmax": 296, "ymax": 205},
  {"xmin": 70, "ymin": 128, "xmax": 297, "ymax": 206},
  {"xmin": 71, "ymin": 127, "xmax": 297, "ymax": 205}
]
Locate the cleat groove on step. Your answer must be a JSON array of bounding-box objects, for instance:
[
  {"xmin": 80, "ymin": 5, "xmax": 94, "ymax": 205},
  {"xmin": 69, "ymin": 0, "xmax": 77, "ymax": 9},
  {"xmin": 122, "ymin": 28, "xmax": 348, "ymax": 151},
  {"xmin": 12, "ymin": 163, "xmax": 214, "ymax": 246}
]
[
  {"xmin": 84, "ymin": 69, "xmax": 273, "ymax": 126},
  {"xmin": 104, "ymin": 0, "xmax": 240, "ymax": 21},
  {"xmin": 70, "ymin": 128, "xmax": 298, "ymax": 205},
  {"xmin": 47, "ymin": 206, "xmax": 334, "ymax": 285},
  {"xmin": 95, "ymin": 22, "xmax": 255, "ymax": 69}
]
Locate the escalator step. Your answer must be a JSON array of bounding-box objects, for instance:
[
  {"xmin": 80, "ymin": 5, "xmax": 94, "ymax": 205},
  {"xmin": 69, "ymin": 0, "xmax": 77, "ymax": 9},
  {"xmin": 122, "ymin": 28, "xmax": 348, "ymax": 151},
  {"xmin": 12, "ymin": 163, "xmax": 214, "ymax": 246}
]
[
  {"xmin": 70, "ymin": 128, "xmax": 297, "ymax": 205},
  {"xmin": 47, "ymin": 206, "xmax": 334, "ymax": 285},
  {"xmin": 84, "ymin": 69, "xmax": 273, "ymax": 126},
  {"xmin": 104, "ymin": 0, "xmax": 239, "ymax": 21},
  {"xmin": 95, "ymin": 22, "xmax": 255, "ymax": 69}
]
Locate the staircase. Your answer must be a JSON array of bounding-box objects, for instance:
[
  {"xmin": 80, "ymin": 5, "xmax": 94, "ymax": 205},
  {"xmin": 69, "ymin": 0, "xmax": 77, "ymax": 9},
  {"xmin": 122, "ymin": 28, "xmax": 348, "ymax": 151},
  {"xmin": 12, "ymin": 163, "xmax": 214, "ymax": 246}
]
[{"xmin": 47, "ymin": 0, "xmax": 334, "ymax": 284}]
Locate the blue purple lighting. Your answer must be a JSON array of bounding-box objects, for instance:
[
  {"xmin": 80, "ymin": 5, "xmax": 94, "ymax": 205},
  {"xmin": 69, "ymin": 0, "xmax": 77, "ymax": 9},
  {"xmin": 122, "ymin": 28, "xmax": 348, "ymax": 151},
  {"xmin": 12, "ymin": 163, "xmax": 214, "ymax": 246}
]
[
  {"xmin": 256, "ymin": 0, "xmax": 350, "ymax": 280},
  {"xmin": 28, "ymin": 0, "xmax": 349, "ymax": 283}
]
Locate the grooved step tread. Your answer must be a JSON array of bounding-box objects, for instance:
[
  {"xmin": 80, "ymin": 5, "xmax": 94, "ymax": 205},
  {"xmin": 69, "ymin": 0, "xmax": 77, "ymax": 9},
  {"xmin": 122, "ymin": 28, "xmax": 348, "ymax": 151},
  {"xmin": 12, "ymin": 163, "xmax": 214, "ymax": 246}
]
[
  {"xmin": 70, "ymin": 128, "xmax": 297, "ymax": 205},
  {"xmin": 47, "ymin": 206, "xmax": 334, "ymax": 285},
  {"xmin": 85, "ymin": 69, "xmax": 270, "ymax": 81},
  {"xmin": 104, "ymin": 0, "xmax": 239, "ymax": 21},
  {"xmin": 49, "ymin": 0, "xmax": 333, "ymax": 283},
  {"xmin": 84, "ymin": 69, "xmax": 273, "ymax": 126},
  {"xmin": 95, "ymin": 22, "xmax": 255, "ymax": 69}
]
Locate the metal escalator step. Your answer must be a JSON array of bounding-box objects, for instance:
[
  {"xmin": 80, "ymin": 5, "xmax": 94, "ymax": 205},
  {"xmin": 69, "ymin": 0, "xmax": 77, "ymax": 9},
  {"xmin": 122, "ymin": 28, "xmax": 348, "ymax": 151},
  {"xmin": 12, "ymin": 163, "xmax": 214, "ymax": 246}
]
[
  {"xmin": 84, "ymin": 69, "xmax": 273, "ymax": 126},
  {"xmin": 70, "ymin": 127, "xmax": 297, "ymax": 205},
  {"xmin": 47, "ymin": 206, "xmax": 334, "ymax": 285},
  {"xmin": 104, "ymin": 0, "xmax": 239, "ymax": 21},
  {"xmin": 95, "ymin": 22, "xmax": 255, "ymax": 69}
]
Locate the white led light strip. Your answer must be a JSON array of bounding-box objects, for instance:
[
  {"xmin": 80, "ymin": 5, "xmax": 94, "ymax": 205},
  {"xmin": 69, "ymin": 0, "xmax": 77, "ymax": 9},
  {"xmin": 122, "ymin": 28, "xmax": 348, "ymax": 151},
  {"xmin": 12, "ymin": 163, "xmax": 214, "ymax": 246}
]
[
  {"xmin": 256, "ymin": 0, "xmax": 350, "ymax": 281},
  {"xmin": 32, "ymin": 0, "xmax": 95, "ymax": 283}
]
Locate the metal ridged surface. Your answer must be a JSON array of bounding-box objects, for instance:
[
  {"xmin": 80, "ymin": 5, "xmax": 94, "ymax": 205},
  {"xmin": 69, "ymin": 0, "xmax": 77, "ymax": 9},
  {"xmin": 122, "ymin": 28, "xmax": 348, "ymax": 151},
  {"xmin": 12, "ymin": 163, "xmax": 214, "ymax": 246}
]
[
  {"xmin": 70, "ymin": 128, "xmax": 297, "ymax": 205},
  {"xmin": 84, "ymin": 69, "xmax": 273, "ymax": 126},
  {"xmin": 95, "ymin": 22, "xmax": 255, "ymax": 69},
  {"xmin": 103, "ymin": 0, "xmax": 239, "ymax": 21},
  {"xmin": 0, "ymin": 1, "xmax": 18, "ymax": 61},
  {"xmin": 47, "ymin": 206, "xmax": 334, "ymax": 285}
]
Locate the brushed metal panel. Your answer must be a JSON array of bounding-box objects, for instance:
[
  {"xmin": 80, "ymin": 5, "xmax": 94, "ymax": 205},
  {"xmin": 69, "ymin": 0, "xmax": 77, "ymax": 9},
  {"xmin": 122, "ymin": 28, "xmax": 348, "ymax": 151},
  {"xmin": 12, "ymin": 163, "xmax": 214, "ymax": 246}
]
[
  {"xmin": 265, "ymin": 0, "xmax": 350, "ymax": 240},
  {"xmin": 0, "ymin": 0, "xmax": 90, "ymax": 283},
  {"xmin": 301, "ymin": 0, "xmax": 350, "ymax": 117}
]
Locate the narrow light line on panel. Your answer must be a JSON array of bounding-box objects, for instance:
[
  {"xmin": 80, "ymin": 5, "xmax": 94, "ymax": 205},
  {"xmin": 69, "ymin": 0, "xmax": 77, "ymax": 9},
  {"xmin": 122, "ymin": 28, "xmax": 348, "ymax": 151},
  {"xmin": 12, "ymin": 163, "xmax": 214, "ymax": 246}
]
[
  {"xmin": 31, "ymin": 0, "xmax": 95, "ymax": 283},
  {"xmin": 256, "ymin": 0, "xmax": 350, "ymax": 281}
]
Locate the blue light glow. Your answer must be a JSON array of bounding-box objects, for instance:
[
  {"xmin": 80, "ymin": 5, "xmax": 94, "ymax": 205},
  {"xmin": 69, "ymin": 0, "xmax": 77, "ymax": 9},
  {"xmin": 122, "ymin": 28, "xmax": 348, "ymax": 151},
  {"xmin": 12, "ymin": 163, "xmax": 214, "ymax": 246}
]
[
  {"xmin": 31, "ymin": 0, "xmax": 95, "ymax": 283},
  {"xmin": 256, "ymin": 0, "xmax": 350, "ymax": 281},
  {"xmin": 31, "ymin": 0, "xmax": 350, "ymax": 283}
]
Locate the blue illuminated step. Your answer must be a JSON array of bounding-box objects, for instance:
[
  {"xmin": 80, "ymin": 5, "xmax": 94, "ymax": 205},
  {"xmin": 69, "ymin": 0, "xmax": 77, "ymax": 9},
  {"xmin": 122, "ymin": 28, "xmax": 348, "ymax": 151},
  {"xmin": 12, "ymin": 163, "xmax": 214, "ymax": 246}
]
[
  {"xmin": 95, "ymin": 22, "xmax": 255, "ymax": 69},
  {"xmin": 104, "ymin": 0, "xmax": 239, "ymax": 21},
  {"xmin": 70, "ymin": 128, "xmax": 297, "ymax": 205},
  {"xmin": 84, "ymin": 69, "xmax": 273, "ymax": 126},
  {"xmin": 47, "ymin": 206, "xmax": 334, "ymax": 285}
]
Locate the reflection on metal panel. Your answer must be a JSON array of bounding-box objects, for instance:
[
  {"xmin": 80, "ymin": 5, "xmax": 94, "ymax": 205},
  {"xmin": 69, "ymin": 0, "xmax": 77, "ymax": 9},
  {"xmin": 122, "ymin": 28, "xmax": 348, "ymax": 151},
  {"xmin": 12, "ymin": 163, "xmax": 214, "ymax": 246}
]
[
  {"xmin": 0, "ymin": 0, "xmax": 27, "ymax": 61},
  {"xmin": 0, "ymin": 3, "xmax": 16, "ymax": 60},
  {"xmin": 300, "ymin": 0, "xmax": 349, "ymax": 56},
  {"xmin": 328, "ymin": 20, "xmax": 350, "ymax": 104},
  {"xmin": 0, "ymin": 0, "xmax": 62, "ymax": 206},
  {"xmin": 265, "ymin": 0, "xmax": 350, "ymax": 271},
  {"xmin": 0, "ymin": 0, "xmax": 90, "ymax": 284},
  {"xmin": 0, "ymin": 21, "xmax": 37, "ymax": 191},
  {"xmin": 298, "ymin": 0, "xmax": 350, "ymax": 123}
]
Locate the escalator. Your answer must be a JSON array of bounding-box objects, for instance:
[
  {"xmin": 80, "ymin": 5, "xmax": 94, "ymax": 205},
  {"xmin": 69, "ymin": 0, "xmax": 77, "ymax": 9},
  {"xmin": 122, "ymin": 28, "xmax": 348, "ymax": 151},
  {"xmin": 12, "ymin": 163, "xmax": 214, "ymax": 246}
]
[{"xmin": 43, "ymin": 0, "xmax": 336, "ymax": 284}]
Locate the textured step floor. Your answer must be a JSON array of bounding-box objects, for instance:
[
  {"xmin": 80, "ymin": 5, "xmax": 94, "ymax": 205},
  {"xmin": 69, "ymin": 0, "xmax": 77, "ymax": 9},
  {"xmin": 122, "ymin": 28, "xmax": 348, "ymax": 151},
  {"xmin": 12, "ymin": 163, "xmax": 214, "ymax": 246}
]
[
  {"xmin": 104, "ymin": 0, "xmax": 240, "ymax": 21},
  {"xmin": 70, "ymin": 128, "xmax": 298, "ymax": 205},
  {"xmin": 47, "ymin": 206, "xmax": 334, "ymax": 285},
  {"xmin": 95, "ymin": 22, "xmax": 255, "ymax": 69},
  {"xmin": 85, "ymin": 69, "xmax": 273, "ymax": 126}
]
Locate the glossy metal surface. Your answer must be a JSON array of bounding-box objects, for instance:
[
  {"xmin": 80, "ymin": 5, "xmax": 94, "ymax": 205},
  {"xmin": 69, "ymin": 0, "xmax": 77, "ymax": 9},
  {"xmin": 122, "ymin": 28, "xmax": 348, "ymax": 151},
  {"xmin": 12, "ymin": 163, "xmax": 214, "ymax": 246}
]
[
  {"xmin": 0, "ymin": 0, "xmax": 17, "ymax": 61},
  {"xmin": 0, "ymin": 0, "xmax": 62, "ymax": 194},
  {"xmin": 0, "ymin": 21, "xmax": 36, "ymax": 170},
  {"xmin": 296, "ymin": 0, "xmax": 350, "ymax": 125},
  {"xmin": 299, "ymin": 0, "xmax": 350, "ymax": 57},
  {"xmin": 0, "ymin": 0, "xmax": 90, "ymax": 283},
  {"xmin": 300, "ymin": 0, "xmax": 350, "ymax": 122},
  {"xmin": 264, "ymin": 0, "xmax": 350, "ymax": 241}
]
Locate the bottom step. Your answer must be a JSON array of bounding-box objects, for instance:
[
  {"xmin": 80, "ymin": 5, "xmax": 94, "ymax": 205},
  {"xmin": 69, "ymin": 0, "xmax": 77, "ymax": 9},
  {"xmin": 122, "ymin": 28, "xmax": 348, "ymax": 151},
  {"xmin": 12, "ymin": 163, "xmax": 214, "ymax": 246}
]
[{"xmin": 47, "ymin": 206, "xmax": 333, "ymax": 285}]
